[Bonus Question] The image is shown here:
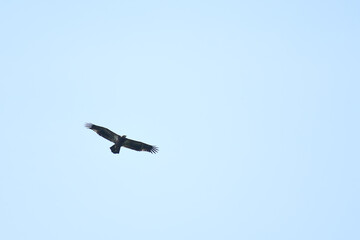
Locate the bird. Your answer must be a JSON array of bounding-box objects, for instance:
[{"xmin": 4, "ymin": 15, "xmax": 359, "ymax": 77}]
[{"xmin": 85, "ymin": 123, "xmax": 158, "ymax": 154}]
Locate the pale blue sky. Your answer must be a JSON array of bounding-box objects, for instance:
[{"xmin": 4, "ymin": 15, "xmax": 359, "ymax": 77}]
[{"xmin": 1, "ymin": 1, "xmax": 359, "ymax": 239}]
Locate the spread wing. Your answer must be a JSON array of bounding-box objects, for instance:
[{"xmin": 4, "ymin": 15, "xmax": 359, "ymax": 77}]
[
  {"xmin": 123, "ymin": 138, "xmax": 158, "ymax": 154},
  {"xmin": 85, "ymin": 123, "xmax": 119, "ymax": 143}
]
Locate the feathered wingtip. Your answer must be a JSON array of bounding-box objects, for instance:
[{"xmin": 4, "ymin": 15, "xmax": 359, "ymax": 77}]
[
  {"xmin": 85, "ymin": 123, "xmax": 93, "ymax": 129},
  {"xmin": 150, "ymin": 146, "xmax": 159, "ymax": 154}
]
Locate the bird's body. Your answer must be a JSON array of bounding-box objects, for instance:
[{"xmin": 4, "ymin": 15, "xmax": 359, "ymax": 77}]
[{"xmin": 85, "ymin": 123, "xmax": 158, "ymax": 154}]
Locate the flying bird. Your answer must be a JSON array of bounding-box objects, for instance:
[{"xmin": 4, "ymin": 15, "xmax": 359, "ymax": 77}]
[{"xmin": 85, "ymin": 123, "xmax": 158, "ymax": 154}]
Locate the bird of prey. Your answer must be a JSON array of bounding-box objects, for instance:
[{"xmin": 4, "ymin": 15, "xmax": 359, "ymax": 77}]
[{"xmin": 85, "ymin": 123, "xmax": 158, "ymax": 154}]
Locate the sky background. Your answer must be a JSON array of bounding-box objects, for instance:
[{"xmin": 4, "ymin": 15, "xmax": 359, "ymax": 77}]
[{"xmin": 0, "ymin": 0, "xmax": 359, "ymax": 239}]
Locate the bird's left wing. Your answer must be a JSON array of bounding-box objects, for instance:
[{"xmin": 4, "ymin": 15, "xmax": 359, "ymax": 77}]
[{"xmin": 123, "ymin": 138, "xmax": 158, "ymax": 154}]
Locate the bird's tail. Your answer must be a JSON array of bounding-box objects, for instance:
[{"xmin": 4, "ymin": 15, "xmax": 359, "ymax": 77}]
[{"xmin": 110, "ymin": 144, "xmax": 121, "ymax": 154}]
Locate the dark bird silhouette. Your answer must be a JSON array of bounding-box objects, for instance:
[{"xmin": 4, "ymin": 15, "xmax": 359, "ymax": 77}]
[{"xmin": 85, "ymin": 123, "xmax": 158, "ymax": 154}]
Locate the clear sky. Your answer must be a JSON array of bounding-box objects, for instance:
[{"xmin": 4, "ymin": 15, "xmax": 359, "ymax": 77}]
[{"xmin": 1, "ymin": 1, "xmax": 359, "ymax": 239}]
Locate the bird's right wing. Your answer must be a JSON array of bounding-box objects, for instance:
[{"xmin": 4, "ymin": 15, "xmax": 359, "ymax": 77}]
[{"xmin": 85, "ymin": 123, "xmax": 119, "ymax": 143}]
